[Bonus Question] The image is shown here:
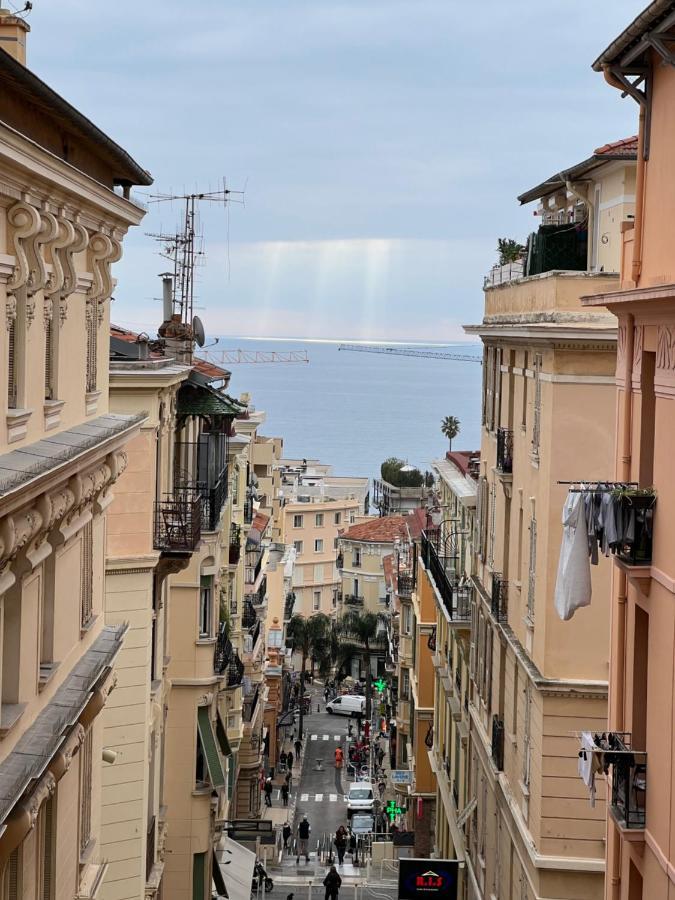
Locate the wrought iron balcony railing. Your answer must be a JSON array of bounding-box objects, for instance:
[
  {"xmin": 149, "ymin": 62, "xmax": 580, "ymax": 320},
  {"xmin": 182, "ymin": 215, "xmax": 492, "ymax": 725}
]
[
  {"xmin": 243, "ymin": 685, "xmax": 260, "ymax": 723},
  {"xmin": 397, "ymin": 573, "xmax": 415, "ymax": 598},
  {"xmin": 491, "ymin": 716, "xmax": 505, "ymax": 771},
  {"xmin": 242, "ymin": 598, "xmax": 257, "ymax": 629},
  {"xmin": 343, "ymin": 594, "xmax": 364, "ymax": 606},
  {"xmin": 606, "ymin": 732, "xmax": 647, "ymax": 830},
  {"xmin": 284, "ymin": 592, "xmax": 296, "ymax": 621},
  {"xmin": 153, "ymin": 495, "xmax": 202, "ymax": 553},
  {"xmin": 491, "ymin": 574, "xmax": 508, "ymax": 622},
  {"xmin": 229, "ymin": 522, "xmax": 241, "ymax": 565},
  {"xmin": 214, "ymin": 624, "xmax": 233, "ymax": 676},
  {"xmin": 243, "ymin": 498, "xmax": 254, "ymax": 524},
  {"xmin": 496, "ymin": 427, "xmax": 513, "ymax": 474},
  {"xmin": 227, "ymin": 651, "xmax": 244, "ymax": 688},
  {"xmin": 421, "ymin": 530, "xmax": 471, "ymax": 622}
]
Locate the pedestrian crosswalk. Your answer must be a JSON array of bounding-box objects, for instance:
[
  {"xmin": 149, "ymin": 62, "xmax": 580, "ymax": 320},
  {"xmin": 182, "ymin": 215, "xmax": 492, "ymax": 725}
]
[
  {"xmin": 309, "ymin": 733, "xmax": 344, "ymax": 741},
  {"xmin": 298, "ymin": 792, "xmax": 342, "ymax": 803}
]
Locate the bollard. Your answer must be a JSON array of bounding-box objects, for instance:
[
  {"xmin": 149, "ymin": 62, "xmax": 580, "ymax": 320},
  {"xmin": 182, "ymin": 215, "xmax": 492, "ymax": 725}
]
[{"xmin": 315, "ymin": 758, "xmax": 324, "ymax": 771}]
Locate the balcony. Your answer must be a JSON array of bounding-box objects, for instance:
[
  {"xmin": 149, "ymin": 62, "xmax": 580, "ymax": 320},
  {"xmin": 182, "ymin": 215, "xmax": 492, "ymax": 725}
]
[
  {"xmin": 491, "ymin": 574, "xmax": 508, "ymax": 623},
  {"xmin": 398, "ymin": 573, "xmax": 415, "ymax": 599},
  {"xmin": 284, "ymin": 592, "xmax": 296, "ymax": 622},
  {"xmin": 344, "ymin": 594, "xmax": 364, "ymax": 607},
  {"xmin": 496, "ymin": 428, "xmax": 513, "ymax": 475},
  {"xmin": 243, "ymin": 685, "xmax": 260, "ymax": 723},
  {"xmin": 243, "ymin": 498, "xmax": 254, "ymax": 524},
  {"xmin": 153, "ymin": 495, "xmax": 201, "ymax": 553},
  {"xmin": 226, "ymin": 652, "xmax": 244, "ymax": 688},
  {"xmin": 421, "ymin": 530, "xmax": 471, "ymax": 622},
  {"xmin": 229, "ymin": 523, "xmax": 241, "ymax": 565},
  {"xmin": 606, "ymin": 732, "xmax": 647, "ymax": 831},
  {"xmin": 174, "ymin": 440, "xmax": 229, "ymax": 532},
  {"xmin": 214, "ymin": 624, "xmax": 232, "ymax": 676},
  {"xmin": 242, "ymin": 598, "xmax": 257, "ymax": 629},
  {"xmin": 491, "ymin": 716, "xmax": 505, "ymax": 771},
  {"xmin": 244, "ymin": 618, "xmax": 261, "ymax": 653}
]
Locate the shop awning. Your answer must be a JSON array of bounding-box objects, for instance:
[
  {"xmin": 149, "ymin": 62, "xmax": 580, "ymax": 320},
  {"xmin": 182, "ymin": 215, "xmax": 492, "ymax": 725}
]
[
  {"xmin": 197, "ymin": 707, "xmax": 226, "ymax": 789},
  {"xmin": 216, "ymin": 711, "xmax": 231, "ymax": 757},
  {"xmin": 214, "ymin": 835, "xmax": 256, "ymax": 900}
]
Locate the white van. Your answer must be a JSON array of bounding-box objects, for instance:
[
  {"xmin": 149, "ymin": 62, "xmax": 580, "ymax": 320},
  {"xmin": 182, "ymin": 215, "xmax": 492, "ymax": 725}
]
[
  {"xmin": 326, "ymin": 694, "xmax": 365, "ymax": 717},
  {"xmin": 346, "ymin": 781, "xmax": 374, "ymax": 818}
]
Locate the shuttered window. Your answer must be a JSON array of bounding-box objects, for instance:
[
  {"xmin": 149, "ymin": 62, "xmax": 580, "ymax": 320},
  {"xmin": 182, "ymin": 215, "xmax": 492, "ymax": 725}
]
[
  {"xmin": 85, "ymin": 303, "xmax": 97, "ymax": 393},
  {"xmin": 485, "ymin": 347, "xmax": 495, "ymax": 432},
  {"xmin": 494, "ymin": 347, "xmax": 502, "ymax": 430},
  {"xmin": 192, "ymin": 852, "xmax": 206, "ymax": 900},
  {"xmin": 522, "ymin": 683, "xmax": 532, "ymax": 789},
  {"xmin": 487, "ymin": 482, "xmax": 496, "ymax": 570},
  {"xmin": 4, "ymin": 848, "xmax": 20, "ymax": 900},
  {"xmin": 79, "ymin": 728, "xmax": 93, "ymax": 857},
  {"xmin": 527, "ymin": 517, "xmax": 537, "ymax": 621},
  {"xmin": 80, "ymin": 521, "xmax": 93, "ymax": 629},
  {"xmin": 44, "ymin": 311, "xmax": 54, "ymax": 400},
  {"xmin": 39, "ymin": 796, "xmax": 55, "ymax": 900},
  {"xmin": 7, "ymin": 316, "xmax": 17, "ymax": 409}
]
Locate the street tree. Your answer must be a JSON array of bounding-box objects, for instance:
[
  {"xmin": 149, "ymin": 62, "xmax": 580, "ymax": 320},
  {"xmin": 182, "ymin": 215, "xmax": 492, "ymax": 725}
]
[
  {"xmin": 337, "ymin": 609, "xmax": 388, "ymax": 719},
  {"xmin": 286, "ymin": 613, "xmax": 332, "ymax": 739}
]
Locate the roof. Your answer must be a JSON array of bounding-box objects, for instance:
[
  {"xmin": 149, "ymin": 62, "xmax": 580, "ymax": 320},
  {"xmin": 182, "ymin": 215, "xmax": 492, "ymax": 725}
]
[
  {"xmin": 592, "ymin": 1, "xmax": 675, "ymax": 71},
  {"xmin": 110, "ymin": 325, "xmax": 231, "ymax": 383},
  {"xmin": 406, "ymin": 507, "xmax": 427, "ymax": 541},
  {"xmin": 176, "ymin": 381, "xmax": 244, "ymax": 418},
  {"xmin": 445, "ymin": 450, "xmax": 480, "ymax": 477},
  {"xmin": 0, "ymin": 48, "xmax": 151, "ymax": 187},
  {"xmin": 193, "ymin": 357, "xmax": 231, "ymax": 382},
  {"xmin": 518, "ymin": 136, "xmax": 638, "ymax": 205},
  {"xmin": 432, "ymin": 457, "xmax": 478, "ymax": 507},
  {"xmin": 340, "ymin": 515, "xmax": 409, "ymax": 544}
]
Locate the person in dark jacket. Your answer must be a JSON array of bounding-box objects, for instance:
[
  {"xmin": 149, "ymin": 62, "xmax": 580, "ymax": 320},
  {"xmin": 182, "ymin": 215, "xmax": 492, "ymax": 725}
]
[
  {"xmin": 282, "ymin": 822, "xmax": 292, "ymax": 851},
  {"xmin": 294, "ymin": 738, "xmax": 302, "ymax": 759},
  {"xmin": 297, "ymin": 816, "xmax": 311, "ymax": 863},
  {"xmin": 264, "ymin": 777, "xmax": 273, "ymax": 807},
  {"xmin": 281, "ymin": 781, "xmax": 289, "ymax": 806},
  {"xmin": 334, "ymin": 826, "xmax": 348, "ymax": 864},
  {"xmin": 323, "ymin": 865, "xmax": 342, "ymax": 900},
  {"xmin": 286, "ymin": 749, "xmax": 294, "ymax": 771}
]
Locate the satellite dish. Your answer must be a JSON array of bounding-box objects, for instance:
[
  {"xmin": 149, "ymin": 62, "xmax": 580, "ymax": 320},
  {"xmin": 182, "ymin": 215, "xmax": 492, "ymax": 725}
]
[{"xmin": 192, "ymin": 316, "xmax": 206, "ymax": 348}]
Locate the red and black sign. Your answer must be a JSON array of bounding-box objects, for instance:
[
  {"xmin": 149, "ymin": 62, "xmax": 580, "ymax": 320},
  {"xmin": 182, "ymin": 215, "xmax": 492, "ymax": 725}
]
[{"xmin": 398, "ymin": 858, "xmax": 459, "ymax": 900}]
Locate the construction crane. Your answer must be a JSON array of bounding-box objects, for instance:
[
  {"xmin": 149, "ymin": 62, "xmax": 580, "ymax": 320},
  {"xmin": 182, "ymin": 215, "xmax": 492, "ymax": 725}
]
[
  {"xmin": 338, "ymin": 343, "xmax": 481, "ymax": 363},
  {"xmin": 197, "ymin": 349, "xmax": 309, "ymax": 365}
]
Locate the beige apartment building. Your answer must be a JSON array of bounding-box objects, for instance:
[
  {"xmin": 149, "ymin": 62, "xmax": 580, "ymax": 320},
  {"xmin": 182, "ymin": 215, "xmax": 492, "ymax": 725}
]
[
  {"xmin": 0, "ymin": 11, "xmax": 151, "ymax": 900},
  {"xmin": 280, "ymin": 459, "xmax": 368, "ymax": 618},
  {"xmin": 458, "ymin": 143, "xmax": 635, "ymax": 899}
]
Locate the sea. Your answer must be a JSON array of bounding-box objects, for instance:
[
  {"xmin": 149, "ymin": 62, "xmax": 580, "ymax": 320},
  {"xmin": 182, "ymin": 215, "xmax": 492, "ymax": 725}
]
[{"xmin": 223, "ymin": 338, "xmax": 483, "ymax": 484}]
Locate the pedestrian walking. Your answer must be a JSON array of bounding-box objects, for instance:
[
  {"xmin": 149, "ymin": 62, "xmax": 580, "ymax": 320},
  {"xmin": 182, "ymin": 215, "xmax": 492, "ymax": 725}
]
[
  {"xmin": 334, "ymin": 746, "xmax": 344, "ymax": 769},
  {"xmin": 323, "ymin": 865, "xmax": 342, "ymax": 900},
  {"xmin": 294, "ymin": 738, "xmax": 302, "ymax": 759},
  {"xmin": 378, "ymin": 778, "xmax": 386, "ymax": 799},
  {"xmin": 285, "ymin": 769, "xmax": 293, "ymax": 792},
  {"xmin": 286, "ymin": 749, "xmax": 294, "ymax": 771},
  {"xmin": 334, "ymin": 826, "xmax": 348, "ymax": 865},
  {"xmin": 282, "ymin": 822, "xmax": 292, "ymax": 851},
  {"xmin": 264, "ymin": 776, "xmax": 273, "ymax": 808},
  {"xmin": 281, "ymin": 781, "xmax": 289, "ymax": 806},
  {"xmin": 377, "ymin": 747, "xmax": 385, "ymax": 768},
  {"xmin": 297, "ymin": 815, "xmax": 311, "ymax": 863},
  {"xmin": 280, "ymin": 750, "xmax": 288, "ymax": 771},
  {"xmin": 324, "ymin": 686, "xmax": 330, "ymax": 703}
]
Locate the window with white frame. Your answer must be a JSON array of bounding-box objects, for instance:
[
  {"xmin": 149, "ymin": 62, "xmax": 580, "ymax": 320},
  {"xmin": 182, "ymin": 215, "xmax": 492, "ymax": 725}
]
[
  {"xmin": 294, "ymin": 540, "xmax": 303, "ymax": 555},
  {"xmin": 315, "ymin": 513, "xmax": 324, "ymax": 527},
  {"xmin": 293, "ymin": 514, "xmax": 303, "ymax": 528},
  {"xmin": 314, "ymin": 539, "xmax": 323, "ymax": 553},
  {"xmin": 313, "ymin": 591, "xmax": 321, "ymax": 611}
]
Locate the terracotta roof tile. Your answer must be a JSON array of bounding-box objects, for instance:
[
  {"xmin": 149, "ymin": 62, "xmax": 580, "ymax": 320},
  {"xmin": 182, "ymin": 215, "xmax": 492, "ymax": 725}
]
[
  {"xmin": 445, "ymin": 450, "xmax": 480, "ymax": 476},
  {"xmin": 341, "ymin": 515, "xmax": 409, "ymax": 544},
  {"xmin": 594, "ymin": 135, "xmax": 638, "ymax": 156},
  {"xmin": 110, "ymin": 325, "xmax": 230, "ymax": 381}
]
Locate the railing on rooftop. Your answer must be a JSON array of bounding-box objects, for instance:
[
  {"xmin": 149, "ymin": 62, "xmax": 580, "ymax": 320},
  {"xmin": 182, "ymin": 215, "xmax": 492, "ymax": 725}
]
[
  {"xmin": 153, "ymin": 495, "xmax": 202, "ymax": 553},
  {"xmin": 421, "ymin": 530, "xmax": 471, "ymax": 622},
  {"xmin": 491, "ymin": 716, "xmax": 505, "ymax": 771},
  {"xmin": 496, "ymin": 428, "xmax": 513, "ymax": 475},
  {"xmin": 491, "ymin": 574, "xmax": 508, "ymax": 623}
]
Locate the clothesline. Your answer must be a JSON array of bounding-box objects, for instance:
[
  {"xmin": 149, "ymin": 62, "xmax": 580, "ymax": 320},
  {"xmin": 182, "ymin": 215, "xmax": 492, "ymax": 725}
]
[{"xmin": 557, "ymin": 480, "xmax": 639, "ymax": 493}]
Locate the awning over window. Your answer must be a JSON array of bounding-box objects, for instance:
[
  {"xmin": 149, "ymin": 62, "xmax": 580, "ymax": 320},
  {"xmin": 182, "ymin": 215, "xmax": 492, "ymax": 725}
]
[
  {"xmin": 216, "ymin": 711, "xmax": 231, "ymax": 757},
  {"xmin": 177, "ymin": 381, "xmax": 245, "ymax": 418},
  {"xmin": 214, "ymin": 835, "xmax": 256, "ymax": 900},
  {"xmin": 197, "ymin": 707, "xmax": 226, "ymax": 789}
]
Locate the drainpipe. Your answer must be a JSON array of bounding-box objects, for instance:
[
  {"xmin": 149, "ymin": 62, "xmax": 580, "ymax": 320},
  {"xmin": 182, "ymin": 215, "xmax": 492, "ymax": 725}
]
[
  {"xmin": 564, "ymin": 179, "xmax": 594, "ymax": 268},
  {"xmin": 603, "ymin": 67, "xmax": 646, "ymax": 286}
]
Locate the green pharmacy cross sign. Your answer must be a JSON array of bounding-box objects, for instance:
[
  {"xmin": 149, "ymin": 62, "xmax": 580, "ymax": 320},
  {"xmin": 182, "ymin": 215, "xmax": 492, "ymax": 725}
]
[
  {"xmin": 386, "ymin": 800, "xmax": 403, "ymax": 823},
  {"xmin": 373, "ymin": 678, "xmax": 387, "ymax": 693}
]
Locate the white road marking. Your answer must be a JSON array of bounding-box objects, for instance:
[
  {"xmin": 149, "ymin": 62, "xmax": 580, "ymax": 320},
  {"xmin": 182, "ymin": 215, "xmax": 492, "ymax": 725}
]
[
  {"xmin": 329, "ymin": 794, "xmax": 338, "ymax": 802},
  {"xmin": 322, "ymin": 734, "xmax": 329, "ymax": 741},
  {"xmin": 333, "ymin": 735, "xmax": 340, "ymax": 741},
  {"xmin": 300, "ymin": 793, "xmax": 309, "ymax": 802},
  {"xmin": 311, "ymin": 734, "xmax": 318, "ymax": 741},
  {"xmin": 315, "ymin": 793, "xmax": 323, "ymax": 801}
]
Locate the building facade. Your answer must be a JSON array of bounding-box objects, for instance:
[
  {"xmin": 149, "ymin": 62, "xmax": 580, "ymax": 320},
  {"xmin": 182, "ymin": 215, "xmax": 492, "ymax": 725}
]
[
  {"xmin": 583, "ymin": 7, "xmax": 675, "ymax": 897},
  {"xmin": 0, "ymin": 12, "xmax": 151, "ymax": 900}
]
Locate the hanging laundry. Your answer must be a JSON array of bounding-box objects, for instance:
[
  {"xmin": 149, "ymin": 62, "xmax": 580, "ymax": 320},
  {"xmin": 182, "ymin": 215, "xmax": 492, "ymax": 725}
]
[
  {"xmin": 555, "ymin": 491, "xmax": 592, "ymax": 620},
  {"xmin": 578, "ymin": 731, "xmax": 603, "ymax": 807}
]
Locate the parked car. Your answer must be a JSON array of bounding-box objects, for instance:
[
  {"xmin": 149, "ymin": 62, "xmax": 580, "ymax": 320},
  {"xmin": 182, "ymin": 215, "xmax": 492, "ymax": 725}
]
[
  {"xmin": 346, "ymin": 781, "xmax": 375, "ymax": 818},
  {"xmin": 326, "ymin": 694, "xmax": 365, "ymax": 717}
]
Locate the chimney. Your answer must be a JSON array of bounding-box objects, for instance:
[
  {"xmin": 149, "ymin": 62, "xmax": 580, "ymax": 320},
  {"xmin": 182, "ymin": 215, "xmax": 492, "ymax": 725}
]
[{"xmin": 0, "ymin": 9, "xmax": 29, "ymax": 65}]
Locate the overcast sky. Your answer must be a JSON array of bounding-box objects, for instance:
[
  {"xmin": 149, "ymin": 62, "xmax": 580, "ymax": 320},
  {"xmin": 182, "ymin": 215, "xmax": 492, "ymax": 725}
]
[{"xmin": 29, "ymin": 0, "xmax": 643, "ymax": 342}]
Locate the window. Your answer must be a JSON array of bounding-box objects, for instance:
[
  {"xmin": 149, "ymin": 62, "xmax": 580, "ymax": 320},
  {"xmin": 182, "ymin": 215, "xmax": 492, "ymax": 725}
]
[
  {"xmin": 314, "ymin": 539, "xmax": 323, "ymax": 553},
  {"xmin": 85, "ymin": 301, "xmax": 97, "ymax": 393},
  {"xmin": 44, "ymin": 303, "xmax": 55, "ymax": 401},
  {"xmin": 353, "ymin": 578, "xmax": 359, "ymax": 598},
  {"xmin": 315, "ymin": 513, "xmax": 324, "ymax": 527},
  {"xmin": 349, "ymin": 513, "xmax": 355, "ymax": 524},
  {"xmin": 531, "ymin": 353, "xmax": 542, "ymax": 458},
  {"xmin": 313, "ymin": 591, "xmax": 321, "ymax": 611},
  {"xmin": 199, "ymin": 575, "xmax": 213, "ymax": 638},
  {"xmin": 3, "ymin": 847, "xmax": 20, "ymax": 900},
  {"xmin": 522, "ymin": 683, "xmax": 532, "ymax": 790},
  {"xmin": 353, "ymin": 548, "xmax": 361, "ymax": 567},
  {"xmin": 401, "ymin": 669, "xmax": 410, "ymax": 700},
  {"xmin": 192, "ymin": 852, "xmax": 206, "ymax": 900},
  {"xmin": 80, "ymin": 520, "xmax": 93, "ymax": 629},
  {"xmin": 38, "ymin": 795, "xmax": 55, "ymax": 900},
  {"xmin": 333, "ymin": 538, "xmax": 339, "ymax": 550},
  {"xmin": 293, "ymin": 514, "xmax": 303, "ymax": 528},
  {"xmin": 527, "ymin": 515, "xmax": 537, "ymax": 621},
  {"xmin": 79, "ymin": 728, "xmax": 93, "ymax": 857},
  {"xmin": 334, "ymin": 512, "xmax": 341, "ymax": 525},
  {"xmin": 293, "ymin": 540, "xmax": 303, "ymax": 555}
]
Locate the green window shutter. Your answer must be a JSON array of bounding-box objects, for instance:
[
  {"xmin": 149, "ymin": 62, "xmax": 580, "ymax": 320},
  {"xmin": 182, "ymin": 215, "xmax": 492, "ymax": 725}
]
[
  {"xmin": 193, "ymin": 852, "xmax": 206, "ymax": 900},
  {"xmin": 212, "ymin": 850, "xmax": 227, "ymax": 897},
  {"xmin": 215, "ymin": 711, "xmax": 231, "ymax": 757},
  {"xmin": 197, "ymin": 707, "xmax": 226, "ymax": 788}
]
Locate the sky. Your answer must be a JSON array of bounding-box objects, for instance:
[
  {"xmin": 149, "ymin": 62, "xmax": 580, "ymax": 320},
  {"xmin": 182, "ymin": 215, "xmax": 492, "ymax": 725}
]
[{"xmin": 26, "ymin": 0, "xmax": 645, "ymax": 342}]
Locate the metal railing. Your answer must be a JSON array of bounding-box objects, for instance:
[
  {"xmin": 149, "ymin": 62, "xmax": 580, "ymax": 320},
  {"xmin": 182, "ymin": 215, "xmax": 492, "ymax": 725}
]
[
  {"xmin": 607, "ymin": 732, "xmax": 647, "ymax": 830},
  {"xmin": 247, "ymin": 618, "xmax": 261, "ymax": 650},
  {"xmin": 214, "ymin": 624, "xmax": 232, "ymax": 676},
  {"xmin": 227, "ymin": 651, "xmax": 244, "ymax": 687},
  {"xmin": 421, "ymin": 531, "xmax": 471, "ymax": 622},
  {"xmin": 243, "ymin": 498, "xmax": 254, "ymax": 524},
  {"xmin": 484, "ymin": 260, "xmax": 525, "ymax": 287},
  {"xmin": 153, "ymin": 495, "xmax": 202, "ymax": 553},
  {"xmin": 146, "ymin": 816, "xmax": 155, "ymax": 880},
  {"xmin": 243, "ymin": 685, "xmax": 260, "ymax": 723},
  {"xmin": 397, "ymin": 574, "xmax": 414, "ymax": 598},
  {"xmin": 242, "ymin": 599, "xmax": 257, "ymax": 629},
  {"xmin": 284, "ymin": 592, "xmax": 296, "ymax": 621},
  {"xmin": 491, "ymin": 716, "xmax": 505, "ymax": 771},
  {"xmin": 344, "ymin": 594, "xmax": 364, "ymax": 606},
  {"xmin": 496, "ymin": 427, "xmax": 513, "ymax": 474},
  {"xmin": 229, "ymin": 523, "xmax": 241, "ymax": 565},
  {"xmin": 491, "ymin": 574, "xmax": 508, "ymax": 622}
]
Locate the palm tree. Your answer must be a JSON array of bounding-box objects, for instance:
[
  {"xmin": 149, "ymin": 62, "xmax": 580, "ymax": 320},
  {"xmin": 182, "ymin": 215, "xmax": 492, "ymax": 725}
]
[
  {"xmin": 286, "ymin": 613, "xmax": 332, "ymax": 739},
  {"xmin": 441, "ymin": 415, "xmax": 461, "ymax": 451},
  {"xmin": 337, "ymin": 609, "xmax": 388, "ymax": 720}
]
